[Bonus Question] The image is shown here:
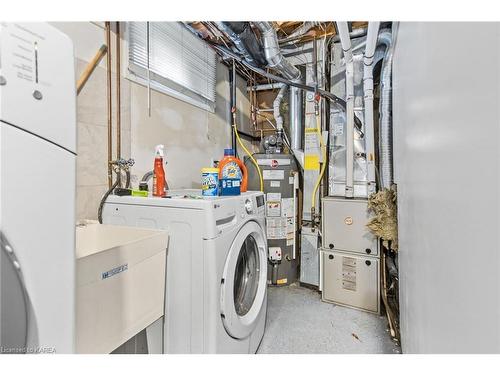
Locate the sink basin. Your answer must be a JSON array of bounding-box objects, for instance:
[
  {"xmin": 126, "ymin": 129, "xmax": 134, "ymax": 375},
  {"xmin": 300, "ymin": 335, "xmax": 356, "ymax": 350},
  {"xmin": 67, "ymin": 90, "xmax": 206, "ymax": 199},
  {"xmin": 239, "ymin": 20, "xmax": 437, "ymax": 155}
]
[{"xmin": 75, "ymin": 222, "xmax": 168, "ymax": 354}]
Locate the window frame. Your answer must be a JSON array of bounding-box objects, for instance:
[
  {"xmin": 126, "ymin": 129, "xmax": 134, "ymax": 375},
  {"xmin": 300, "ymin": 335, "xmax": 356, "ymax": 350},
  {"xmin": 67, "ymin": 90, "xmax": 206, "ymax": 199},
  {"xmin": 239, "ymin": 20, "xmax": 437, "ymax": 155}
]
[{"xmin": 124, "ymin": 22, "xmax": 217, "ymax": 113}]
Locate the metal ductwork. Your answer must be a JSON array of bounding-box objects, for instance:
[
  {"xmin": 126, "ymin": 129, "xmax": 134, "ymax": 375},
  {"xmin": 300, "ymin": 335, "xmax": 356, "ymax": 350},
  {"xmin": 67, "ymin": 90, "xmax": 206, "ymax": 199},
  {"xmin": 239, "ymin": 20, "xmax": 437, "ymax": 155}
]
[
  {"xmin": 254, "ymin": 22, "xmax": 302, "ymax": 81},
  {"xmin": 279, "ymin": 21, "xmax": 321, "ymax": 44},
  {"xmin": 336, "ymin": 21, "xmax": 355, "ymax": 198},
  {"xmin": 215, "ymin": 22, "xmax": 267, "ymax": 67},
  {"xmin": 376, "ymin": 30, "xmax": 394, "ymax": 189},
  {"xmin": 254, "ymin": 22, "xmax": 304, "ymax": 158},
  {"xmin": 363, "ymin": 22, "xmax": 381, "ymax": 196},
  {"xmin": 289, "ymin": 84, "xmax": 303, "ymax": 152}
]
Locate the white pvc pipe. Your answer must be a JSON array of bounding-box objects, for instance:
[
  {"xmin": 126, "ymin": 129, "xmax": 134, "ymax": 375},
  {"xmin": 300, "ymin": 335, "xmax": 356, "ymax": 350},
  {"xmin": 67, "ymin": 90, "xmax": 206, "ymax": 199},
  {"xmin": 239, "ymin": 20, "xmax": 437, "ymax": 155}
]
[
  {"xmin": 336, "ymin": 22, "xmax": 355, "ymax": 198},
  {"xmin": 363, "ymin": 22, "xmax": 381, "ymax": 195}
]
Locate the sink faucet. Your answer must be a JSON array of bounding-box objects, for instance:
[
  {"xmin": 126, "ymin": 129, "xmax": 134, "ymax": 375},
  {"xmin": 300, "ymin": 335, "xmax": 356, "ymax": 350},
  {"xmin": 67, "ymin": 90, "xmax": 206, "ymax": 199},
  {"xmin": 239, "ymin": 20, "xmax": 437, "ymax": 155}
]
[{"xmin": 141, "ymin": 168, "xmax": 169, "ymax": 191}]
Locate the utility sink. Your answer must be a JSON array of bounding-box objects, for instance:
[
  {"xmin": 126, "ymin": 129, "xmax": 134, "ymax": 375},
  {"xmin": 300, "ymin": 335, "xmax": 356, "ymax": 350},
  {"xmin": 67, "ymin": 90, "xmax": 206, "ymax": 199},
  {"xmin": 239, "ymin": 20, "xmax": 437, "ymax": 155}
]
[{"xmin": 75, "ymin": 222, "xmax": 168, "ymax": 354}]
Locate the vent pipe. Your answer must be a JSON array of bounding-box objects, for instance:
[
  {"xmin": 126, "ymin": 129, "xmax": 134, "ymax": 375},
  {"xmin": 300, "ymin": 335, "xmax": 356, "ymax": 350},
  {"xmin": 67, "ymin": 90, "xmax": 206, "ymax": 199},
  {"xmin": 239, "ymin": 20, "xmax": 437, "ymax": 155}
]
[
  {"xmin": 278, "ymin": 22, "xmax": 322, "ymax": 44},
  {"xmin": 254, "ymin": 22, "xmax": 302, "ymax": 81},
  {"xmin": 254, "ymin": 22, "xmax": 304, "ymax": 162},
  {"xmin": 273, "ymin": 84, "xmax": 288, "ymax": 130},
  {"xmin": 363, "ymin": 22, "xmax": 381, "ymax": 195},
  {"xmin": 377, "ymin": 30, "xmax": 394, "ymax": 189}
]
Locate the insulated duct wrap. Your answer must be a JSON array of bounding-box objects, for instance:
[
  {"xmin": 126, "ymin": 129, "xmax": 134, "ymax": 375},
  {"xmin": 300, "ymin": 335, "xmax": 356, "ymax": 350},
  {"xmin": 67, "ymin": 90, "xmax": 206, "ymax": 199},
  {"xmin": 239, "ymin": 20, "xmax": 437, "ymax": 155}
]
[
  {"xmin": 216, "ymin": 22, "xmax": 267, "ymax": 67},
  {"xmin": 367, "ymin": 187, "xmax": 398, "ymax": 251}
]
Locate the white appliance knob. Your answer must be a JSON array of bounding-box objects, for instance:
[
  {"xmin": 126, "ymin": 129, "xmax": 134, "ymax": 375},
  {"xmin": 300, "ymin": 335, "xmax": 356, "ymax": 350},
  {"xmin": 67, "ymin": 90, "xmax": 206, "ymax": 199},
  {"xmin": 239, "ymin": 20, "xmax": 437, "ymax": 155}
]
[
  {"xmin": 5, "ymin": 244, "xmax": 13, "ymax": 254},
  {"xmin": 245, "ymin": 199, "xmax": 254, "ymax": 214},
  {"xmin": 13, "ymin": 260, "xmax": 21, "ymax": 271}
]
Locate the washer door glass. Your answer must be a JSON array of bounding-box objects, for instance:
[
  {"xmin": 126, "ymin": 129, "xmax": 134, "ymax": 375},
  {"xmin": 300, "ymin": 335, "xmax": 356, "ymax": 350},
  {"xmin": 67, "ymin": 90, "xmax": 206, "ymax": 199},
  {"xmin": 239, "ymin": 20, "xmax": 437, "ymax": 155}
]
[
  {"xmin": 220, "ymin": 220, "xmax": 267, "ymax": 340},
  {"xmin": 233, "ymin": 235, "xmax": 260, "ymax": 316}
]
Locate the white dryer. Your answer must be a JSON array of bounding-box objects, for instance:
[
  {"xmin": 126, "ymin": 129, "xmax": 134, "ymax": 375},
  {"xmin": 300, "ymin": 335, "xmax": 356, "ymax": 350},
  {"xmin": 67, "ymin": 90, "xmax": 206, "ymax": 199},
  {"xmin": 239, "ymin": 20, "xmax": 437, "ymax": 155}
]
[
  {"xmin": 1, "ymin": 23, "xmax": 76, "ymax": 353},
  {"xmin": 102, "ymin": 190, "xmax": 268, "ymax": 353}
]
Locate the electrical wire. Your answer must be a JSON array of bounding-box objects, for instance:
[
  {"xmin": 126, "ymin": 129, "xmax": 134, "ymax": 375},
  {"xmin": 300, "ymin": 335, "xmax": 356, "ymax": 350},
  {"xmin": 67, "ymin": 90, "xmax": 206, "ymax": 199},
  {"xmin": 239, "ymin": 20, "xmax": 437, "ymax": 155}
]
[{"xmin": 232, "ymin": 113, "xmax": 263, "ymax": 192}]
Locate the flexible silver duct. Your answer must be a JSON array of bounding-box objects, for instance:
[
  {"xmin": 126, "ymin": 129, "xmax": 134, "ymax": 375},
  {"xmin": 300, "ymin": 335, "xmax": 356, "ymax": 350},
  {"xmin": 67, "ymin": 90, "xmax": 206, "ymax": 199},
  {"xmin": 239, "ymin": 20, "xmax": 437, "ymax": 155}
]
[
  {"xmin": 273, "ymin": 84, "xmax": 288, "ymax": 130},
  {"xmin": 377, "ymin": 30, "xmax": 394, "ymax": 189},
  {"xmin": 254, "ymin": 21, "xmax": 304, "ymax": 156},
  {"xmin": 279, "ymin": 22, "xmax": 321, "ymax": 43},
  {"xmin": 254, "ymin": 22, "xmax": 302, "ymax": 81}
]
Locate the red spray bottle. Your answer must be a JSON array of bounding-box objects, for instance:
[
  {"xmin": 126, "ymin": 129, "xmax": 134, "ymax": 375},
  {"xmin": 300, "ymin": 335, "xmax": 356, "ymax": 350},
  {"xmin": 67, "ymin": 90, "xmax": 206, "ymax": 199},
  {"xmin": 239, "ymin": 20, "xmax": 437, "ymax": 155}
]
[{"xmin": 153, "ymin": 144, "xmax": 166, "ymax": 197}]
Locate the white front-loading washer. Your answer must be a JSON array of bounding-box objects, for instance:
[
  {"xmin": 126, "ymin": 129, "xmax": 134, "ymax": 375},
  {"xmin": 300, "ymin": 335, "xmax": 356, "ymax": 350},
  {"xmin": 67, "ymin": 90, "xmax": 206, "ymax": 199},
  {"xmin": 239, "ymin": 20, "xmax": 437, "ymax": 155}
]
[{"xmin": 102, "ymin": 189, "xmax": 267, "ymax": 353}]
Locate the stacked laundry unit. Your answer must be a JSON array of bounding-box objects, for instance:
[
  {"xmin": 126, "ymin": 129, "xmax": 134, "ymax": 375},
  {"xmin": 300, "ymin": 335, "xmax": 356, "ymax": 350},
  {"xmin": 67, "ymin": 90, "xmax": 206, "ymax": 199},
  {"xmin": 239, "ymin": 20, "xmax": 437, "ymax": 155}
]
[{"xmin": 319, "ymin": 22, "xmax": 384, "ymax": 314}]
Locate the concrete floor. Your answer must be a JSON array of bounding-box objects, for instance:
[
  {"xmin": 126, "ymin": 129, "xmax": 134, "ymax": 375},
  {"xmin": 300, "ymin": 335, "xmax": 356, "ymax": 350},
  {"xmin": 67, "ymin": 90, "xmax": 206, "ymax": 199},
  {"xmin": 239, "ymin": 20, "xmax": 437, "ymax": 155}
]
[{"xmin": 257, "ymin": 284, "xmax": 400, "ymax": 354}]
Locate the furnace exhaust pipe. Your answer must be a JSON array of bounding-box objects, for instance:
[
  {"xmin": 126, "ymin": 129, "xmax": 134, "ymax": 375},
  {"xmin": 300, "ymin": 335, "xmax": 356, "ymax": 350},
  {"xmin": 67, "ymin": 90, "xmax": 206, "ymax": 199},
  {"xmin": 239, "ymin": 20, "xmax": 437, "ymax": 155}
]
[{"xmin": 363, "ymin": 22, "xmax": 381, "ymax": 195}]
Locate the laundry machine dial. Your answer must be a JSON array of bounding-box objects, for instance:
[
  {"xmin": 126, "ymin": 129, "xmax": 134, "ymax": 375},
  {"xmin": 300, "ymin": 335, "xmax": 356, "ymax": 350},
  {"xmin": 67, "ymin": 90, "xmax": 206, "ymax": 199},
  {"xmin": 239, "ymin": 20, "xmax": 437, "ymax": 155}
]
[{"xmin": 244, "ymin": 199, "xmax": 254, "ymax": 214}]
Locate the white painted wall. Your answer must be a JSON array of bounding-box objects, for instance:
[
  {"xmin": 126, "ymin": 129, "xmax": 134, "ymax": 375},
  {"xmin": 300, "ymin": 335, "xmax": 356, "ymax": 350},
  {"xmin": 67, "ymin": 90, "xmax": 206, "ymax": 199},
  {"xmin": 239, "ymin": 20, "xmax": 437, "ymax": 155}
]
[
  {"xmin": 50, "ymin": 22, "xmax": 124, "ymax": 221},
  {"xmin": 50, "ymin": 21, "xmax": 255, "ymax": 219},
  {"xmin": 129, "ymin": 62, "xmax": 235, "ymax": 189},
  {"xmin": 49, "ymin": 22, "xmax": 107, "ymax": 68},
  {"xmin": 393, "ymin": 22, "xmax": 500, "ymax": 353}
]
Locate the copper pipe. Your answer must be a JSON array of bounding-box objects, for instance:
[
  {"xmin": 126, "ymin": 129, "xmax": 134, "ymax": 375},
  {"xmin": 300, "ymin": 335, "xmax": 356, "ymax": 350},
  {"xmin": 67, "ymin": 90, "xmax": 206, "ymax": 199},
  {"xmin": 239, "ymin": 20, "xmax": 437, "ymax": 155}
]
[
  {"xmin": 105, "ymin": 22, "xmax": 113, "ymax": 188},
  {"xmin": 115, "ymin": 22, "xmax": 121, "ymax": 185},
  {"xmin": 77, "ymin": 45, "xmax": 107, "ymax": 95}
]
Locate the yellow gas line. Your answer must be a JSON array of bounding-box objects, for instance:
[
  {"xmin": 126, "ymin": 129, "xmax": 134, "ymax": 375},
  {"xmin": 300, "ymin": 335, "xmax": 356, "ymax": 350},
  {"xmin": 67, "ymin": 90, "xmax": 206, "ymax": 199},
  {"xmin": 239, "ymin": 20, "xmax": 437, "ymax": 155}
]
[
  {"xmin": 311, "ymin": 113, "xmax": 327, "ymax": 212},
  {"xmin": 232, "ymin": 114, "xmax": 264, "ymax": 192}
]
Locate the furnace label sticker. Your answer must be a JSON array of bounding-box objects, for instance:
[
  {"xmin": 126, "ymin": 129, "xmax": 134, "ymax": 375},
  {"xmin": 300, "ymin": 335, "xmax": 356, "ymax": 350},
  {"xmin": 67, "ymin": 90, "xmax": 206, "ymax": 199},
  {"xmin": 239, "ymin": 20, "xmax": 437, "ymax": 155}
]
[
  {"xmin": 263, "ymin": 169, "xmax": 285, "ymax": 180},
  {"xmin": 266, "ymin": 217, "xmax": 287, "ymax": 239},
  {"xmin": 305, "ymin": 128, "xmax": 320, "ymax": 153},
  {"xmin": 282, "ymin": 198, "xmax": 296, "ymax": 246},
  {"xmin": 281, "ymin": 198, "xmax": 294, "ymax": 218},
  {"xmin": 266, "ymin": 201, "xmax": 281, "ymax": 217},
  {"xmin": 341, "ymin": 257, "xmax": 357, "ymax": 291},
  {"xmin": 267, "ymin": 192, "xmax": 282, "ymax": 202},
  {"xmin": 270, "ymin": 180, "xmax": 281, "ymax": 188}
]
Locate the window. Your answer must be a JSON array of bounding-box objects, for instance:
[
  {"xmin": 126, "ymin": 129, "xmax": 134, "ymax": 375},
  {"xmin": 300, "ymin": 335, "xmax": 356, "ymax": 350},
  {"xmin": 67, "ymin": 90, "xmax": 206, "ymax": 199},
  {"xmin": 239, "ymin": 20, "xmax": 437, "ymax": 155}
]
[{"xmin": 127, "ymin": 22, "xmax": 217, "ymax": 111}]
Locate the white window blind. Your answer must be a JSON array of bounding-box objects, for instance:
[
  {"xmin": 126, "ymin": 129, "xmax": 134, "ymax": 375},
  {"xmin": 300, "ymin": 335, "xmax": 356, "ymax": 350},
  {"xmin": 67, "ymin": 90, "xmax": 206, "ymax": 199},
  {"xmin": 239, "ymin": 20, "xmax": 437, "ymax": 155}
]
[{"xmin": 127, "ymin": 22, "xmax": 217, "ymax": 111}]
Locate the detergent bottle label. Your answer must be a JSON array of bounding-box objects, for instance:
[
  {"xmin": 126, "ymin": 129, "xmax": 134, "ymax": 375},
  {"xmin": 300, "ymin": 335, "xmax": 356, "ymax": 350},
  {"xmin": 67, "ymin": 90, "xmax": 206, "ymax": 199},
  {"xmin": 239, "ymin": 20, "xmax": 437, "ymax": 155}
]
[{"xmin": 221, "ymin": 161, "xmax": 242, "ymax": 179}]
